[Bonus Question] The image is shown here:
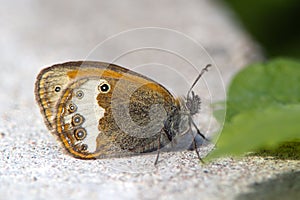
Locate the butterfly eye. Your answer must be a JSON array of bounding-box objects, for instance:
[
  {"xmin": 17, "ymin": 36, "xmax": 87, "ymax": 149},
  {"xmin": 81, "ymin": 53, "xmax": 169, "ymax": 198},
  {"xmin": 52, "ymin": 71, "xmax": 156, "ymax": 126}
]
[
  {"xmin": 72, "ymin": 114, "xmax": 85, "ymax": 126},
  {"xmin": 74, "ymin": 128, "xmax": 87, "ymax": 140},
  {"xmin": 54, "ymin": 85, "xmax": 61, "ymax": 92},
  {"xmin": 98, "ymin": 81, "xmax": 110, "ymax": 93}
]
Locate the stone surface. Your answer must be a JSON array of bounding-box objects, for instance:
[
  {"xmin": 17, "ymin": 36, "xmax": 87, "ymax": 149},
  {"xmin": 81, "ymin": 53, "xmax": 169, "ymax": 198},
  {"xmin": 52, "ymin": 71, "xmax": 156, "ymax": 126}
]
[{"xmin": 1, "ymin": 1, "xmax": 298, "ymax": 200}]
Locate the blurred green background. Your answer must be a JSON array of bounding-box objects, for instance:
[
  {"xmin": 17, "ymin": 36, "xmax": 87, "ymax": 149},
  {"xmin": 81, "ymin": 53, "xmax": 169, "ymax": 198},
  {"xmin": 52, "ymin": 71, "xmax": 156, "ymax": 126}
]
[{"xmin": 223, "ymin": 0, "xmax": 300, "ymax": 58}]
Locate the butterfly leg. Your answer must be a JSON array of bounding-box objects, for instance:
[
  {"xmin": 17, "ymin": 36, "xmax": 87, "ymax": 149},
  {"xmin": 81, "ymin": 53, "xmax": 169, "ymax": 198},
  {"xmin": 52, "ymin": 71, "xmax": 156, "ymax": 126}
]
[
  {"xmin": 188, "ymin": 116, "xmax": 209, "ymax": 163},
  {"xmin": 192, "ymin": 135, "xmax": 204, "ymax": 164},
  {"xmin": 190, "ymin": 117, "xmax": 209, "ymax": 142},
  {"xmin": 154, "ymin": 131, "xmax": 162, "ymax": 166}
]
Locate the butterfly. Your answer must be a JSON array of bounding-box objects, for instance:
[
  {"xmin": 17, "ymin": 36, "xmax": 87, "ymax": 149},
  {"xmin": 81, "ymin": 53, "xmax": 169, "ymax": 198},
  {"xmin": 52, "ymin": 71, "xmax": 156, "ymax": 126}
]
[{"xmin": 35, "ymin": 61, "xmax": 210, "ymax": 164}]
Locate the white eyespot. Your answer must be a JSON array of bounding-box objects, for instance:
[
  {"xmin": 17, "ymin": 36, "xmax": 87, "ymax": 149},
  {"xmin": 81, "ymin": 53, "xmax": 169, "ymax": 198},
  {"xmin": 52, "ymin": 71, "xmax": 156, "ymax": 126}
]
[
  {"xmin": 76, "ymin": 90, "xmax": 84, "ymax": 99},
  {"xmin": 80, "ymin": 144, "xmax": 88, "ymax": 151},
  {"xmin": 54, "ymin": 85, "xmax": 61, "ymax": 92},
  {"xmin": 72, "ymin": 113, "xmax": 85, "ymax": 126},
  {"xmin": 74, "ymin": 128, "xmax": 87, "ymax": 140},
  {"xmin": 68, "ymin": 103, "xmax": 77, "ymax": 113},
  {"xmin": 98, "ymin": 80, "xmax": 110, "ymax": 93}
]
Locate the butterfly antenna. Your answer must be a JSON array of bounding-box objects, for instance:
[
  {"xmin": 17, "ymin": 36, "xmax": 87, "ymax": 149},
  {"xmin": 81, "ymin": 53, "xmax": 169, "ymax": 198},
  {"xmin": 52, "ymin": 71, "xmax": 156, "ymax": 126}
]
[
  {"xmin": 186, "ymin": 64, "xmax": 211, "ymax": 163},
  {"xmin": 187, "ymin": 64, "xmax": 211, "ymax": 98}
]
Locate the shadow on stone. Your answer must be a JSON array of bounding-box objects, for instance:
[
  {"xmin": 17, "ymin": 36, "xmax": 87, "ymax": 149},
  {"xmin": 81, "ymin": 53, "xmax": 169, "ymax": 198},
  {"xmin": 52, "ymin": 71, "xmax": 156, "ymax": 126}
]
[{"xmin": 236, "ymin": 171, "xmax": 300, "ymax": 200}]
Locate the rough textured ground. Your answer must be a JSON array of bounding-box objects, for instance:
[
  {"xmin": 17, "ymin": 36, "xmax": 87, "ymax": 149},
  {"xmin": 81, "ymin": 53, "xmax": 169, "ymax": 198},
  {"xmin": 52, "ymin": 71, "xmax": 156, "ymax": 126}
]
[{"xmin": 1, "ymin": 1, "xmax": 299, "ymax": 200}]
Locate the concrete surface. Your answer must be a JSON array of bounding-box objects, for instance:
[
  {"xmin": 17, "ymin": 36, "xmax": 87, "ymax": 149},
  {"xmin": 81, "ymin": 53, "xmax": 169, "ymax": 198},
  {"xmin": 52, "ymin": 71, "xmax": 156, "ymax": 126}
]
[{"xmin": 0, "ymin": 0, "xmax": 299, "ymax": 200}]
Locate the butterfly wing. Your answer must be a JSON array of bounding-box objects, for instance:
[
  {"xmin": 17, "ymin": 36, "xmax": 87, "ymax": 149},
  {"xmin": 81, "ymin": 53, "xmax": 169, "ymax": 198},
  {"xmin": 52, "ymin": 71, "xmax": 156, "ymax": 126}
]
[
  {"xmin": 36, "ymin": 61, "xmax": 181, "ymax": 159},
  {"xmin": 35, "ymin": 61, "xmax": 118, "ymax": 131}
]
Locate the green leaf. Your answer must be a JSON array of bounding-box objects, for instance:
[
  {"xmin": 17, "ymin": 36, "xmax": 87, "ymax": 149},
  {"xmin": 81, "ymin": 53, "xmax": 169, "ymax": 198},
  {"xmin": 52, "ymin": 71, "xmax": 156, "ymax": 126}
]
[
  {"xmin": 226, "ymin": 58, "xmax": 300, "ymax": 121},
  {"xmin": 208, "ymin": 104, "xmax": 300, "ymax": 159},
  {"xmin": 207, "ymin": 58, "xmax": 300, "ymax": 160}
]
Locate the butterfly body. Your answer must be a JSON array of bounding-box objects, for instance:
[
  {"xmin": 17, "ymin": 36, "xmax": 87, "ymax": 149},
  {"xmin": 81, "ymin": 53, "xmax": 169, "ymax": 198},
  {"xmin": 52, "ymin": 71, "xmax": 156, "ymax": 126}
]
[{"xmin": 35, "ymin": 61, "xmax": 195, "ymax": 159}]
